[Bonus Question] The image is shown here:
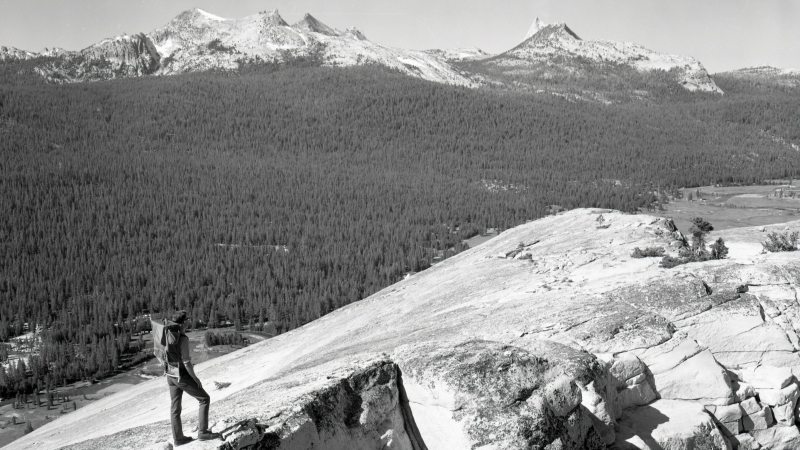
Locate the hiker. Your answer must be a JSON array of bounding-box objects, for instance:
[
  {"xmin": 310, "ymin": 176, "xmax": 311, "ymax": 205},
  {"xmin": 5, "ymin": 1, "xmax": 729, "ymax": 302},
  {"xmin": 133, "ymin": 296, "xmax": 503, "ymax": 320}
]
[{"xmin": 165, "ymin": 310, "xmax": 221, "ymax": 446}]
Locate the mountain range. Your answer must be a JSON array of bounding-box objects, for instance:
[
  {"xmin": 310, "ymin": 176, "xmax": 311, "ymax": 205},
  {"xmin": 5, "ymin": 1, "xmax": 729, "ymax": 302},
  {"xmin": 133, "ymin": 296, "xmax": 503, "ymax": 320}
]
[{"xmin": 1, "ymin": 8, "xmax": 777, "ymax": 95}]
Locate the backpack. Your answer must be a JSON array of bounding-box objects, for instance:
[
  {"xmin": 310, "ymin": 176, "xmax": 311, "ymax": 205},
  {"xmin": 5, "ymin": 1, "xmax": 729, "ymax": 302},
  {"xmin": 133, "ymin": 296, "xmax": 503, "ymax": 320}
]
[{"xmin": 151, "ymin": 319, "xmax": 183, "ymax": 378}]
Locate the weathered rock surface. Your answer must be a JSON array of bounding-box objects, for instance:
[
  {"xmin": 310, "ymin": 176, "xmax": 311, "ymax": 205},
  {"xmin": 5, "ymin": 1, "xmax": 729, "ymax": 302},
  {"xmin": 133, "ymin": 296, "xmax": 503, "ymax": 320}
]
[
  {"xmin": 651, "ymin": 350, "xmax": 734, "ymax": 405},
  {"xmin": 730, "ymin": 433, "xmax": 761, "ymax": 449},
  {"xmin": 618, "ymin": 400, "xmax": 731, "ymax": 450},
  {"xmin": 8, "ymin": 210, "xmax": 800, "ymax": 450},
  {"xmin": 751, "ymin": 426, "xmax": 800, "ymax": 450}
]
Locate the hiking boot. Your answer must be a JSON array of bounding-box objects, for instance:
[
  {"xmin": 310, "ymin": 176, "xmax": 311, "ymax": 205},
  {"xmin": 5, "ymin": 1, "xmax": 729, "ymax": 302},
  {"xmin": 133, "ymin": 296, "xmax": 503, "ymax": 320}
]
[
  {"xmin": 198, "ymin": 430, "xmax": 222, "ymax": 441},
  {"xmin": 174, "ymin": 436, "xmax": 194, "ymax": 446}
]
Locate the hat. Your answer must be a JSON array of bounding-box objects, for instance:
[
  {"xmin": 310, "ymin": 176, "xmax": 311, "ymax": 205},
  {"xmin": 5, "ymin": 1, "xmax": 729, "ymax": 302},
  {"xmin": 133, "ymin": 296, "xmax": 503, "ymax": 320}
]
[{"xmin": 172, "ymin": 310, "xmax": 188, "ymax": 324}]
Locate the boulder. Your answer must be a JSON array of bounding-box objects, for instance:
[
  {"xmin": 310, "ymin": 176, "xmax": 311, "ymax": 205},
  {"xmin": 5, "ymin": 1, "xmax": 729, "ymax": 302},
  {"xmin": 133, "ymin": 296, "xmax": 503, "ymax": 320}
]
[
  {"xmin": 739, "ymin": 398, "xmax": 761, "ymax": 415},
  {"xmin": 617, "ymin": 381, "xmax": 657, "ymax": 411},
  {"xmin": 610, "ymin": 354, "xmax": 647, "ymax": 385},
  {"xmin": 751, "ymin": 426, "xmax": 800, "ymax": 450},
  {"xmin": 757, "ymin": 383, "xmax": 798, "ymax": 406},
  {"xmin": 771, "ymin": 401, "xmax": 795, "ymax": 426},
  {"xmin": 718, "ymin": 419, "xmax": 741, "ymax": 437},
  {"xmin": 652, "ymin": 350, "xmax": 734, "ymax": 405},
  {"xmin": 579, "ymin": 378, "xmax": 616, "ymax": 445},
  {"xmin": 729, "ymin": 433, "xmax": 761, "ymax": 450},
  {"xmin": 618, "ymin": 400, "xmax": 730, "ymax": 450},
  {"xmin": 395, "ymin": 340, "xmax": 606, "ymax": 450},
  {"xmin": 732, "ymin": 381, "xmax": 756, "ymax": 403},
  {"xmin": 737, "ymin": 366, "xmax": 793, "ymax": 389},
  {"xmin": 708, "ymin": 404, "xmax": 743, "ymax": 422},
  {"xmin": 762, "ymin": 404, "xmax": 774, "ymax": 426},
  {"xmin": 742, "ymin": 409, "xmax": 770, "ymax": 431},
  {"xmin": 224, "ymin": 420, "xmax": 264, "ymax": 450},
  {"xmin": 545, "ymin": 375, "xmax": 583, "ymax": 417}
]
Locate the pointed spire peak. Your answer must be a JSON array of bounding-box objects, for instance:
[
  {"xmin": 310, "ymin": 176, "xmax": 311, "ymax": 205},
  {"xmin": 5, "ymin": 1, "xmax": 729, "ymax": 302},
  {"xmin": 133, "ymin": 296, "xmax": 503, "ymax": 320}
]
[
  {"xmin": 194, "ymin": 8, "xmax": 224, "ymax": 20},
  {"xmin": 522, "ymin": 20, "xmax": 580, "ymax": 43},
  {"xmin": 260, "ymin": 8, "xmax": 289, "ymax": 26},
  {"xmin": 525, "ymin": 18, "xmax": 547, "ymax": 40},
  {"xmin": 292, "ymin": 13, "xmax": 338, "ymax": 36}
]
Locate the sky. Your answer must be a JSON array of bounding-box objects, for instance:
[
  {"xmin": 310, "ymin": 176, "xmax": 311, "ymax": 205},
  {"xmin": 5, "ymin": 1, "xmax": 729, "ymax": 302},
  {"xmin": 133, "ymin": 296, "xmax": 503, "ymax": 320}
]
[{"xmin": 1, "ymin": 0, "xmax": 798, "ymax": 73}]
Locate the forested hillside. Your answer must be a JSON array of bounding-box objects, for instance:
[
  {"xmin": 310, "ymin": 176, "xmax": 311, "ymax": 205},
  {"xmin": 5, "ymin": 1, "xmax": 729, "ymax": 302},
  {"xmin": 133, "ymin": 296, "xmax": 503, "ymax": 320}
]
[{"xmin": 0, "ymin": 62, "xmax": 798, "ymax": 394}]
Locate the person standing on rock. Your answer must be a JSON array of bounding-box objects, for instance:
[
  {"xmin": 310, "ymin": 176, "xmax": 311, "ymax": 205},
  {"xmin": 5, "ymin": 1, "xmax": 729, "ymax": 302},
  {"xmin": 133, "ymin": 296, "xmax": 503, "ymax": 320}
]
[{"xmin": 167, "ymin": 310, "xmax": 222, "ymax": 446}]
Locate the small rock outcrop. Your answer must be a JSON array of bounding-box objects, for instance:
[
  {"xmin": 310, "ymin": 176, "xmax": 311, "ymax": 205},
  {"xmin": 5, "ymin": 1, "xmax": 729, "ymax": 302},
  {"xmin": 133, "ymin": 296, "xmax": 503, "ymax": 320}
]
[
  {"xmin": 9, "ymin": 210, "xmax": 800, "ymax": 450},
  {"xmin": 34, "ymin": 32, "xmax": 161, "ymax": 82}
]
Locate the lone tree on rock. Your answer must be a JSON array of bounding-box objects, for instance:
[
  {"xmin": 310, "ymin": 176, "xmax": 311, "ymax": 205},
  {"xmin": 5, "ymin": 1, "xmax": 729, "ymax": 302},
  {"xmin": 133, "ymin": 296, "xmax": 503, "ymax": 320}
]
[{"xmin": 689, "ymin": 217, "xmax": 714, "ymax": 256}]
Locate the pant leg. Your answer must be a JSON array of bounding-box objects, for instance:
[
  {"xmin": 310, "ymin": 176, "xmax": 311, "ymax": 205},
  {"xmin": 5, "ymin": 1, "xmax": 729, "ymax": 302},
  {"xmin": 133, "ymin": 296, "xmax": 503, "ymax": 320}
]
[
  {"xmin": 167, "ymin": 376, "xmax": 184, "ymax": 439},
  {"xmin": 178, "ymin": 376, "xmax": 211, "ymax": 432}
]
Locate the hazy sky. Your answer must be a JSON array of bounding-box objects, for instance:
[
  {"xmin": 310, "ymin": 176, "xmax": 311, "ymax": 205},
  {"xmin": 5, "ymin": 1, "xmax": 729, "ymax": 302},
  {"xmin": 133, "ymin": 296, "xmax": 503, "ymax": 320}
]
[{"xmin": 1, "ymin": 0, "xmax": 798, "ymax": 73}]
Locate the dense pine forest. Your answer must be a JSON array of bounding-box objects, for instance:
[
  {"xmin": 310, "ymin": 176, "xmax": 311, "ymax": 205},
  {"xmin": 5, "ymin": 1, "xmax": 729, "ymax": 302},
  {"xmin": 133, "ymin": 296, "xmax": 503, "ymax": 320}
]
[{"xmin": 0, "ymin": 61, "xmax": 799, "ymax": 395}]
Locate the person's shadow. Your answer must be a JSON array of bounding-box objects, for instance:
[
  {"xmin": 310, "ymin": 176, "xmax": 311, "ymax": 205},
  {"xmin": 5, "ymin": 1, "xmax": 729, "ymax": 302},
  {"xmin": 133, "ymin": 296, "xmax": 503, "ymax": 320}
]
[{"xmin": 619, "ymin": 404, "xmax": 671, "ymax": 450}]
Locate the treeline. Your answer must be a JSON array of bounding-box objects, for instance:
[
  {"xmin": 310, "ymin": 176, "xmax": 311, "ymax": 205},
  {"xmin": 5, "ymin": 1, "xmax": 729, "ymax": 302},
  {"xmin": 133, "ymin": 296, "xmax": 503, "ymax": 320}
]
[
  {"xmin": 0, "ymin": 62, "xmax": 798, "ymax": 393},
  {"xmin": 0, "ymin": 331, "xmax": 149, "ymax": 396},
  {"xmin": 204, "ymin": 331, "xmax": 246, "ymax": 347}
]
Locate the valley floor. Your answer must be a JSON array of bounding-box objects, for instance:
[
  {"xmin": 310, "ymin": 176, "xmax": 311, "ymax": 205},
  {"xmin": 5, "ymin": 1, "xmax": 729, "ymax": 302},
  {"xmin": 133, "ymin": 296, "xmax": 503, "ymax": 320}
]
[{"xmin": 652, "ymin": 184, "xmax": 799, "ymax": 234}]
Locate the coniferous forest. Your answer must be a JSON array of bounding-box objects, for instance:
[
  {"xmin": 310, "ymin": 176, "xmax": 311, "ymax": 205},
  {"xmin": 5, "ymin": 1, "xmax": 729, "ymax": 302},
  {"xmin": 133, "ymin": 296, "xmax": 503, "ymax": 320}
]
[{"xmin": 0, "ymin": 60, "xmax": 799, "ymax": 395}]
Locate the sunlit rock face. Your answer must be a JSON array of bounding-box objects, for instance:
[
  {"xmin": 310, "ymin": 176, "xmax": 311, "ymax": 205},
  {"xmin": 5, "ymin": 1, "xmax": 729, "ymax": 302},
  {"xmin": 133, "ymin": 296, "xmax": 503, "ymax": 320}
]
[
  {"xmin": 10, "ymin": 210, "xmax": 800, "ymax": 450},
  {"xmin": 486, "ymin": 19, "xmax": 723, "ymax": 94},
  {"xmin": 18, "ymin": 8, "xmax": 475, "ymax": 87},
  {"xmin": 3, "ymin": 10, "xmax": 727, "ymax": 94},
  {"xmin": 30, "ymin": 33, "xmax": 161, "ymax": 82}
]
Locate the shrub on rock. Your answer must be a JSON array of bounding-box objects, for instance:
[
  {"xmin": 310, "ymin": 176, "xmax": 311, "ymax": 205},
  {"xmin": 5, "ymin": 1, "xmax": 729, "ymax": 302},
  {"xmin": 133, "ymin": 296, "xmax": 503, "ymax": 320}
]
[
  {"xmin": 761, "ymin": 231, "xmax": 798, "ymax": 252},
  {"xmin": 659, "ymin": 218, "xmax": 728, "ymax": 267},
  {"xmin": 630, "ymin": 247, "xmax": 665, "ymax": 258},
  {"xmin": 709, "ymin": 238, "xmax": 728, "ymax": 260}
]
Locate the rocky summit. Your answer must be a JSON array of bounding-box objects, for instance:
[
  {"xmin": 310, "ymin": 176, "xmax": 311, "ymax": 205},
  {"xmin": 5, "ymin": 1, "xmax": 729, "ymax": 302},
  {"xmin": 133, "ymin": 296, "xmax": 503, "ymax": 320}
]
[
  {"xmin": 1, "ymin": 8, "xmax": 725, "ymax": 94},
  {"xmin": 481, "ymin": 18, "xmax": 722, "ymax": 94},
  {"xmin": 11, "ymin": 210, "xmax": 800, "ymax": 450}
]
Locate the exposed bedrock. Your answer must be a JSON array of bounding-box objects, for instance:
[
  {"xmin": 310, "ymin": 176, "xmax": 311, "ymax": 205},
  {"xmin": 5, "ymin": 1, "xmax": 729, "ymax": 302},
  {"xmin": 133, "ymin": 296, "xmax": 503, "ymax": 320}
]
[
  {"xmin": 394, "ymin": 340, "xmax": 608, "ymax": 450},
  {"xmin": 37, "ymin": 32, "xmax": 162, "ymax": 82},
  {"xmin": 10, "ymin": 211, "xmax": 800, "ymax": 450},
  {"xmin": 219, "ymin": 360, "xmax": 415, "ymax": 450}
]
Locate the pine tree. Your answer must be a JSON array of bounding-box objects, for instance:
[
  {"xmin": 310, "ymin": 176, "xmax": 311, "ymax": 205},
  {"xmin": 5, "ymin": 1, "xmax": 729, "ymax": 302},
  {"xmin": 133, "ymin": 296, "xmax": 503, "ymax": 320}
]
[{"xmin": 689, "ymin": 218, "xmax": 714, "ymax": 257}]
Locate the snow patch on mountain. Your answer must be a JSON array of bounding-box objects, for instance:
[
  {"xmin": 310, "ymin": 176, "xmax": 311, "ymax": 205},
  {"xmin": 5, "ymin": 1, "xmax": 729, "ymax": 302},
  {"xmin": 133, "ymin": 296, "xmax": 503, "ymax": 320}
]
[
  {"xmin": 196, "ymin": 8, "xmax": 225, "ymax": 21},
  {"xmin": 524, "ymin": 17, "xmax": 546, "ymax": 41},
  {"xmin": 425, "ymin": 47, "xmax": 492, "ymax": 61},
  {"xmin": 143, "ymin": 9, "xmax": 475, "ymax": 85},
  {"xmin": 719, "ymin": 65, "xmax": 800, "ymax": 88},
  {"xmin": 502, "ymin": 19, "xmax": 722, "ymax": 94},
  {"xmin": 1, "ymin": 9, "xmax": 723, "ymax": 94}
]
